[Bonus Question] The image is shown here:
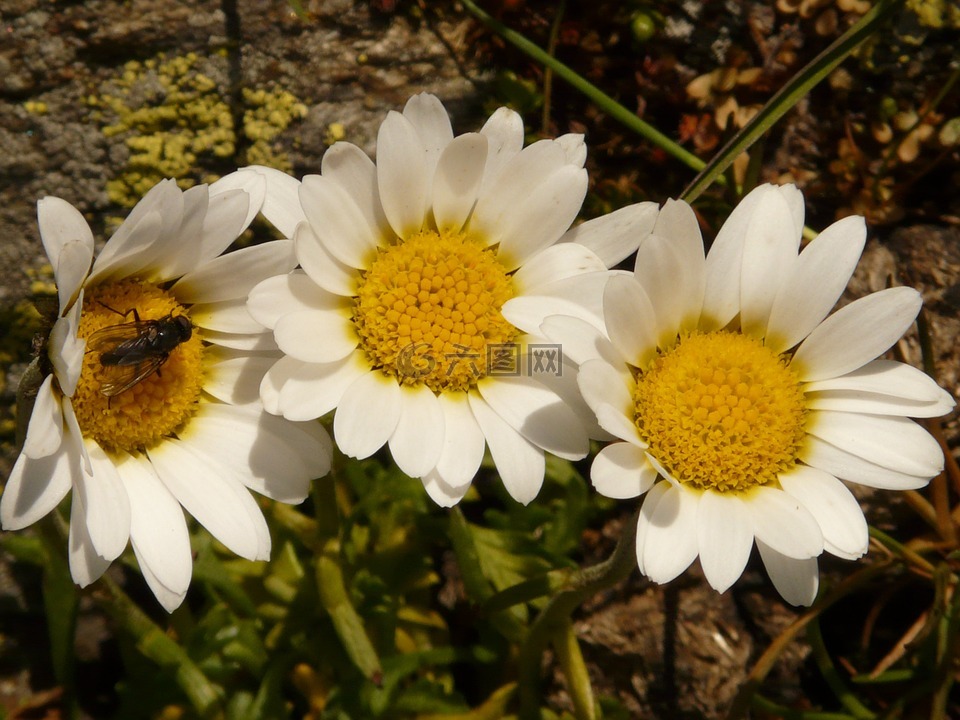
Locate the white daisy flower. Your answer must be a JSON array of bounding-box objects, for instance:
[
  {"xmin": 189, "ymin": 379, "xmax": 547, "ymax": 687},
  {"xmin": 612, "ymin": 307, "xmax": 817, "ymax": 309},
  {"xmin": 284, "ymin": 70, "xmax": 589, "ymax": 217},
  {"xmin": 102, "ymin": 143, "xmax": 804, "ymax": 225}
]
[
  {"xmin": 241, "ymin": 93, "xmax": 658, "ymax": 507},
  {"xmin": 1, "ymin": 176, "xmax": 333, "ymax": 612},
  {"xmin": 543, "ymin": 183, "xmax": 955, "ymax": 605}
]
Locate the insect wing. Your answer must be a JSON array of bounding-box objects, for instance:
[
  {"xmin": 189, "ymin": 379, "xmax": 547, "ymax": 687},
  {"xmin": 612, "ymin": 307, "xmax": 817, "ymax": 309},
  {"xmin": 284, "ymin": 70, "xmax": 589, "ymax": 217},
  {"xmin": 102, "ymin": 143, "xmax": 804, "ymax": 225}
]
[
  {"xmin": 87, "ymin": 320, "xmax": 152, "ymax": 364},
  {"xmin": 98, "ymin": 355, "xmax": 167, "ymax": 397}
]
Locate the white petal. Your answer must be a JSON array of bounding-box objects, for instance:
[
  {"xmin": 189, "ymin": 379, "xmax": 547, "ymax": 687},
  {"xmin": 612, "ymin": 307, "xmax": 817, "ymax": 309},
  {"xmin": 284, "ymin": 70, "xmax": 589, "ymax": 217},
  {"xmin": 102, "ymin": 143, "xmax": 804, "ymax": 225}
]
[
  {"xmin": 179, "ymin": 404, "xmax": 330, "ymax": 503},
  {"xmin": 118, "ymin": 454, "xmax": 192, "ymax": 611},
  {"xmin": 68, "ymin": 495, "xmax": 111, "ymax": 588},
  {"xmin": 294, "ymin": 221, "xmax": 360, "ymax": 297},
  {"xmin": 432, "ymin": 133, "xmax": 488, "ymax": 232},
  {"xmin": 473, "ymin": 140, "xmax": 571, "ymax": 246},
  {"xmin": 756, "ymin": 540, "xmax": 819, "ymax": 606},
  {"xmin": 274, "ymin": 308, "xmax": 358, "ymax": 363},
  {"xmin": 321, "ymin": 143, "xmax": 392, "ymax": 246},
  {"xmin": 804, "ymin": 359, "xmax": 955, "ymax": 410},
  {"xmin": 640, "ymin": 199, "xmax": 705, "ymax": 334},
  {"xmin": 334, "ymin": 370, "xmax": 403, "ymax": 459},
  {"xmin": 801, "ymin": 436, "xmax": 931, "ymax": 490},
  {"xmin": 242, "ymin": 164, "xmax": 305, "ymax": 237},
  {"xmin": 272, "ymin": 352, "xmax": 368, "ymax": 421},
  {"xmin": 791, "ymin": 287, "xmax": 922, "ymax": 382},
  {"xmin": 37, "ymin": 197, "xmax": 94, "ymax": 283},
  {"xmin": 577, "ymin": 358, "xmax": 633, "ymax": 417},
  {"xmin": 478, "ymin": 107, "xmax": 524, "ymax": 195},
  {"xmin": 634, "ymin": 479, "xmax": 671, "ymax": 573},
  {"xmin": 421, "ymin": 470, "xmax": 472, "ymax": 507},
  {"xmin": 804, "ymin": 389, "xmax": 955, "ymax": 418},
  {"xmin": 701, "ymin": 184, "xmax": 777, "ymax": 330},
  {"xmin": 494, "ymin": 165, "xmax": 588, "ymax": 270},
  {"xmin": 87, "ymin": 183, "xmax": 177, "ymax": 284},
  {"xmin": 539, "ymin": 314, "xmax": 620, "ymax": 369},
  {"xmin": 154, "ymin": 186, "xmax": 249, "ymax": 282},
  {"xmin": 556, "ymin": 133, "xmax": 587, "ymax": 167},
  {"xmin": 403, "ymin": 93, "xmax": 454, "ymax": 183},
  {"xmin": 697, "ymin": 490, "xmax": 754, "ymax": 593},
  {"xmin": 477, "ymin": 375, "xmax": 589, "ymax": 460},
  {"xmin": 591, "ymin": 443, "xmax": 657, "ymax": 499},
  {"xmin": 148, "ymin": 439, "xmax": 271, "ymax": 561},
  {"xmin": 209, "ymin": 168, "xmax": 266, "ymax": 234},
  {"xmin": 806, "ymin": 411, "xmax": 944, "ymax": 477},
  {"xmin": 559, "ymin": 202, "xmax": 659, "ymax": 269},
  {"xmin": 54, "ymin": 241, "xmax": 94, "ymax": 315},
  {"xmin": 747, "ymin": 486, "xmax": 823, "ymax": 559},
  {"xmin": 190, "ymin": 299, "xmax": 267, "ymax": 334},
  {"xmin": 204, "ymin": 353, "xmax": 275, "ymax": 406},
  {"xmin": 21, "ymin": 375, "xmax": 62, "ymax": 459},
  {"xmin": 640, "ymin": 483, "xmax": 700, "ymax": 584},
  {"xmin": 149, "ymin": 186, "xmax": 209, "ymax": 281},
  {"xmin": 468, "ymin": 393, "xmax": 545, "ymax": 505},
  {"xmin": 512, "ymin": 243, "xmax": 607, "ymax": 295},
  {"xmin": 502, "ymin": 271, "xmax": 614, "ymax": 336},
  {"xmin": 433, "ymin": 392, "xmax": 486, "ymax": 488},
  {"xmin": 388, "ymin": 385, "xmax": 445, "ymax": 477},
  {"xmin": 739, "ymin": 188, "xmax": 802, "ymax": 338},
  {"xmin": 1, "ymin": 427, "xmax": 77, "ymax": 530},
  {"xmin": 778, "ymin": 465, "xmax": 867, "ymax": 560},
  {"xmin": 202, "ymin": 330, "xmax": 278, "ymax": 352},
  {"xmin": 247, "ymin": 270, "xmax": 344, "ymax": 330},
  {"xmin": 173, "ymin": 240, "xmax": 297, "ymax": 304},
  {"xmin": 300, "ymin": 175, "xmax": 382, "ymax": 269},
  {"xmin": 49, "ymin": 298, "xmax": 85, "ymax": 397},
  {"xmin": 377, "ymin": 110, "xmax": 429, "ymax": 238},
  {"xmin": 765, "ymin": 216, "xmax": 866, "ymax": 353},
  {"xmin": 603, "ymin": 274, "xmax": 659, "ymax": 369},
  {"xmin": 594, "ymin": 402, "xmax": 646, "ymax": 446},
  {"xmin": 76, "ymin": 441, "xmax": 132, "ymax": 561}
]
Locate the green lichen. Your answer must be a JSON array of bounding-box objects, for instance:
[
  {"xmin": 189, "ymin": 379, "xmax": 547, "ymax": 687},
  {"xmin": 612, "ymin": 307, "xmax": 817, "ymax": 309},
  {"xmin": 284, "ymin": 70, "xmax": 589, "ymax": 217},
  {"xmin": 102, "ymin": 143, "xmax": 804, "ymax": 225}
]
[
  {"xmin": 89, "ymin": 53, "xmax": 308, "ymax": 208},
  {"xmin": 242, "ymin": 87, "xmax": 308, "ymax": 172},
  {"xmin": 906, "ymin": 0, "xmax": 960, "ymax": 28}
]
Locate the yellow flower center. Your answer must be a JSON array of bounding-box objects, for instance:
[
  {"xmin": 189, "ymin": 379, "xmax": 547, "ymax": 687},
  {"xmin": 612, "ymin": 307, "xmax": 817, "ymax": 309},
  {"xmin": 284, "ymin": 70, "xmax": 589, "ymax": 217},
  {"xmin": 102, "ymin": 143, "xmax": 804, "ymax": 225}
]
[
  {"xmin": 72, "ymin": 279, "xmax": 204, "ymax": 453},
  {"xmin": 633, "ymin": 331, "xmax": 807, "ymax": 493},
  {"xmin": 353, "ymin": 229, "xmax": 517, "ymax": 392}
]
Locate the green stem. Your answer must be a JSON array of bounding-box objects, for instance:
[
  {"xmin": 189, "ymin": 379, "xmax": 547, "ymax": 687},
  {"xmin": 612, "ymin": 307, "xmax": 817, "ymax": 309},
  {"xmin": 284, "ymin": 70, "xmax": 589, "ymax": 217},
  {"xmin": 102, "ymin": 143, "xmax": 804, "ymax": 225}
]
[
  {"xmin": 100, "ymin": 575, "xmax": 224, "ymax": 719},
  {"xmin": 553, "ymin": 620, "xmax": 596, "ymax": 720},
  {"xmin": 725, "ymin": 561, "xmax": 891, "ymax": 720},
  {"xmin": 807, "ymin": 618, "xmax": 876, "ymax": 719},
  {"xmin": 868, "ymin": 525, "xmax": 936, "ymax": 575},
  {"xmin": 517, "ymin": 507, "xmax": 640, "ymax": 720},
  {"xmin": 752, "ymin": 694, "xmax": 859, "ymax": 719},
  {"xmin": 681, "ymin": 0, "xmax": 906, "ymax": 203},
  {"xmin": 448, "ymin": 507, "xmax": 525, "ymax": 642},
  {"xmin": 458, "ymin": 0, "xmax": 706, "ymax": 174}
]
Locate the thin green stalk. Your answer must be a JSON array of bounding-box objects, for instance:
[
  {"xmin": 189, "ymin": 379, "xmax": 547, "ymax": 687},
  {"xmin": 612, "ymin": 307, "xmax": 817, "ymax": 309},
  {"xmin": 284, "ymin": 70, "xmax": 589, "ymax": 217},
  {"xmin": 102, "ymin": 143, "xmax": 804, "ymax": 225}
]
[
  {"xmin": 100, "ymin": 575, "xmax": 224, "ymax": 719},
  {"xmin": 681, "ymin": 0, "xmax": 906, "ymax": 203},
  {"xmin": 459, "ymin": 0, "xmax": 706, "ymax": 174},
  {"xmin": 518, "ymin": 507, "xmax": 641, "ymax": 720},
  {"xmin": 552, "ymin": 620, "xmax": 596, "ymax": 720},
  {"xmin": 448, "ymin": 507, "xmax": 525, "ymax": 642},
  {"xmin": 316, "ymin": 539, "xmax": 382, "ymax": 682},
  {"xmin": 869, "ymin": 526, "xmax": 936, "ymax": 575},
  {"xmin": 540, "ymin": 0, "xmax": 566, "ymax": 135},
  {"xmin": 725, "ymin": 561, "xmax": 891, "ymax": 720},
  {"xmin": 807, "ymin": 617, "xmax": 876, "ymax": 719},
  {"xmin": 752, "ymin": 694, "xmax": 859, "ymax": 720}
]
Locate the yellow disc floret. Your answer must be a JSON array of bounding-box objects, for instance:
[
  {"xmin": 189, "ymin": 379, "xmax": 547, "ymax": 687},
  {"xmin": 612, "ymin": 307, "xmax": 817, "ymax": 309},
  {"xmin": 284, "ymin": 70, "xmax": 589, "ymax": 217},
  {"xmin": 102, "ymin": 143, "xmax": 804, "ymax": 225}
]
[
  {"xmin": 633, "ymin": 331, "xmax": 807, "ymax": 493},
  {"xmin": 72, "ymin": 279, "xmax": 204, "ymax": 453},
  {"xmin": 353, "ymin": 230, "xmax": 517, "ymax": 392}
]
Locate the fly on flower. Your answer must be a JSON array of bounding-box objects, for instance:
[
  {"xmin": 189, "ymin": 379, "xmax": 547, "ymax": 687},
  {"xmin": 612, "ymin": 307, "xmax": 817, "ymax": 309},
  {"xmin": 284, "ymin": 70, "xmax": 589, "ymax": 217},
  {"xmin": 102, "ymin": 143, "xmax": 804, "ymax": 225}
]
[{"xmin": 88, "ymin": 308, "xmax": 193, "ymax": 396}]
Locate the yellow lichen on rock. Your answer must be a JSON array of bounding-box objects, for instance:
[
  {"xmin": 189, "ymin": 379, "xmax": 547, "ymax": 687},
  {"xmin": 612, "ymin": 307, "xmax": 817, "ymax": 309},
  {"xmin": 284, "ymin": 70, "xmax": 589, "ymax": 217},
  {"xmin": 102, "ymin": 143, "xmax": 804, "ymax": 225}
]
[{"xmin": 89, "ymin": 53, "xmax": 308, "ymax": 207}]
